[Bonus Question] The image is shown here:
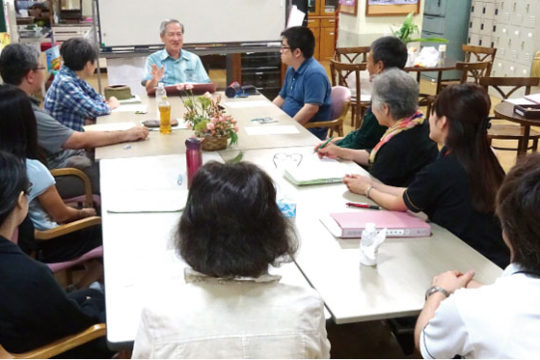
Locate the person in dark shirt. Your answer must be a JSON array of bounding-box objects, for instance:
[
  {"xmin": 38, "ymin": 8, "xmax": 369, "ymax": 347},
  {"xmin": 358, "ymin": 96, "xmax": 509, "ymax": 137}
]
[
  {"xmin": 343, "ymin": 83, "xmax": 509, "ymax": 268},
  {"xmin": 317, "ymin": 68, "xmax": 438, "ymax": 187},
  {"xmin": 314, "ymin": 36, "xmax": 408, "ymax": 150},
  {"xmin": 0, "ymin": 150, "xmax": 110, "ymax": 357}
]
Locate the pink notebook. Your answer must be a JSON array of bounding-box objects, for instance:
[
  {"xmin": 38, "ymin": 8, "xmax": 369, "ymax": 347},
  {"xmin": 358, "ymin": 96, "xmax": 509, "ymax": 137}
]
[{"xmin": 321, "ymin": 209, "xmax": 431, "ymax": 238}]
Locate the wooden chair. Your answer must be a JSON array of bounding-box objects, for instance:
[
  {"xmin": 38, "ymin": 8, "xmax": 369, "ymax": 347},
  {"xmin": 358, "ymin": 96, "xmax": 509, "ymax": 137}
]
[
  {"xmin": 0, "ymin": 323, "xmax": 106, "ymax": 359},
  {"xmin": 305, "ymin": 86, "xmax": 351, "ymax": 137},
  {"xmin": 16, "ymin": 168, "xmax": 103, "ymax": 287},
  {"xmin": 334, "ymin": 46, "xmax": 370, "ymax": 64},
  {"xmin": 462, "ymin": 44, "xmax": 497, "ymax": 76},
  {"xmin": 481, "ymin": 76, "xmax": 540, "ymax": 153},
  {"xmin": 329, "ymin": 59, "xmax": 367, "ymax": 129},
  {"xmin": 456, "ymin": 61, "xmax": 491, "ymax": 84}
]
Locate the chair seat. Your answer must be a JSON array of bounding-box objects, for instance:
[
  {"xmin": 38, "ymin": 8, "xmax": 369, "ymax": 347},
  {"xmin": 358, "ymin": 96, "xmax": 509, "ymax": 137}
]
[{"xmin": 47, "ymin": 246, "xmax": 104, "ymax": 273}]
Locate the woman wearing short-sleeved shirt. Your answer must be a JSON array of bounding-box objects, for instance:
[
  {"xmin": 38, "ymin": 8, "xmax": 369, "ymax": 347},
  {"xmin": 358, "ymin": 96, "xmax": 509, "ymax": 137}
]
[
  {"xmin": 0, "ymin": 85, "xmax": 101, "ymax": 273},
  {"xmin": 343, "ymin": 83, "xmax": 509, "ymax": 268}
]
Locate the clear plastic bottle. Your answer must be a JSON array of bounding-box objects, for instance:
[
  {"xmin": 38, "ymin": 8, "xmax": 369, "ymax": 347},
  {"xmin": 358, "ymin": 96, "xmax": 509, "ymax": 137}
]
[
  {"xmin": 156, "ymin": 83, "xmax": 171, "ymax": 135},
  {"xmin": 185, "ymin": 137, "xmax": 202, "ymax": 188}
]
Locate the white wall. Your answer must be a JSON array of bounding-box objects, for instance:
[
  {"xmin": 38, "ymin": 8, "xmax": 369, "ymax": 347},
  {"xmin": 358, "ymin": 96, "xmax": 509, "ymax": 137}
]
[{"xmin": 338, "ymin": 1, "xmax": 425, "ymax": 46}]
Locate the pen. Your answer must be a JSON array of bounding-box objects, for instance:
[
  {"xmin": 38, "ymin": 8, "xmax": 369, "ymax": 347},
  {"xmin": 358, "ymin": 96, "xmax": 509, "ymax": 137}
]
[
  {"xmin": 346, "ymin": 202, "xmax": 381, "ymax": 210},
  {"xmin": 315, "ymin": 137, "xmax": 334, "ymax": 152}
]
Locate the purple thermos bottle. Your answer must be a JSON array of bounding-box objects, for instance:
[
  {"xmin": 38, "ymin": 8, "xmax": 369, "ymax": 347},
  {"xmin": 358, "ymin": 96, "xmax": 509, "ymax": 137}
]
[{"xmin": 185, "ymin": 137, "xmax": 202, "ymax": 188}]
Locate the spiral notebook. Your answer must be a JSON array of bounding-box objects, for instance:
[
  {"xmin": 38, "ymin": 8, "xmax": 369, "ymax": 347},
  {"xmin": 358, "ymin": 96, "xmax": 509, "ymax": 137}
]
[{"xmin": 321, "ymin": 209, "xmax": 431, "ymax": 238}]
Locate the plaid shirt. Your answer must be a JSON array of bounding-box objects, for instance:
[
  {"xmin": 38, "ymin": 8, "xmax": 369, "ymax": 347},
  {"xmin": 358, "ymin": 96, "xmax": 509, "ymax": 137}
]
[{"xmin": 44, "ymin": 65, "xmax": 110, "ymax": 131}]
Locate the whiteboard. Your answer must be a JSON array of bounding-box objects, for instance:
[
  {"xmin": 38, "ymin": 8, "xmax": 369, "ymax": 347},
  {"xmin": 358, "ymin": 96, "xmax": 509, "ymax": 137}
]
[{"xmin": 98, "ymin": 0, "xmax": 287, "ymax": 47}]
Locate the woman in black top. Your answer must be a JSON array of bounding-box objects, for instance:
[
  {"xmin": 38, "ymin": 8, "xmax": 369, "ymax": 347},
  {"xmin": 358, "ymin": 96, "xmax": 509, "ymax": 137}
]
[
  {"xmin": 0, "ymin": 151, "xmax": 110, "ymax": 357},
  {"xmin": 344, "ymin": 83, "xmax": 509, "ymax": 268},
  {"xmin": 317, "ymin": 68, "xmax": 438, "ymax": 187}
]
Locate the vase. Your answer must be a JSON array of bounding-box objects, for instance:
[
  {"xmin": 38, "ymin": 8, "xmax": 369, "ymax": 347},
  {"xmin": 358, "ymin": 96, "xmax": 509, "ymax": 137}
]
[{"xmin": 201, "ymin": 135, "xmax": 228, "ymax": 151}]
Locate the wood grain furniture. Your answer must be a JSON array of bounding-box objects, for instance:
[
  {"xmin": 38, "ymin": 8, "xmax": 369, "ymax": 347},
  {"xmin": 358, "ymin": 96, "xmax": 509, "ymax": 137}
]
[
  {"xmin": 305, "ymin": 85, "xmax": 351, "ymax": 137},
  {"xmin": 307, "ymin": 0, "xmax": 337, "ymax": 60},
  {"xmin": 0, "ymin": 324, "xmax": 106, "ymax": 359},
  {"xmin": 329, "ymin": 59, "xmax": 367, "ymax": 128},
  {"xmin": 482, "ymin": 76, "xmax": 540, "ymax": 155},
  {"xmin": 494, "ymin": 101, "xmax": 540, "ymax": 158}
]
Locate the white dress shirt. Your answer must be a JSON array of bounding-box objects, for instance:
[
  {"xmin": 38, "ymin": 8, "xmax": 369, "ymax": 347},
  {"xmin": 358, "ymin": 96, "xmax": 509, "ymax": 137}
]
[
  {"xmin": 132, "ymin": 269, "xmax": 330, "ymax": 359},
  {"xmin": 420, "ymin": 263, "xmax": 540, "ymax": 359}
]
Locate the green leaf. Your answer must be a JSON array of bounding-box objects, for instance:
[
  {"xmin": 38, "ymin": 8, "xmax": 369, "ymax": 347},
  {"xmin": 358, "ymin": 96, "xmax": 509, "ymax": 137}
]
[
  {"xmin": 225, "ymin": 151, "xmax": 243, "ymax": 164},
  {"xmin": 408, "ymin": 37, "xmax": 448, "ymax": 43},
  {"xmin": 194, "ymin": 119, "xmax": 208, "ymax": 132}
]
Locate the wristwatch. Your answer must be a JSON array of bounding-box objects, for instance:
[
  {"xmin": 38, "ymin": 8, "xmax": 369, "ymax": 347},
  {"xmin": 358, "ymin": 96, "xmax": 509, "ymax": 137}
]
[{"xmin": 425, "ymin": 285, "xmax": 450, "ymax": 300}]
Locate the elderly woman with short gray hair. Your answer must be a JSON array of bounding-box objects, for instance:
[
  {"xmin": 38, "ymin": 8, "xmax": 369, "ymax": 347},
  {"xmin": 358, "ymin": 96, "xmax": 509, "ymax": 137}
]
[{"xmin": 317, "ymin": 68, "xmax": 438, "ymax": 186}]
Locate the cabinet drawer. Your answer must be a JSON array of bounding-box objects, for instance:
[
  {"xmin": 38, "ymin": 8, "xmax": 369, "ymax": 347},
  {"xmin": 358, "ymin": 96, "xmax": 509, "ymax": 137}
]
[
  {"xmin": 321, "ymin": 17, "xmax": 336, "ymax": 28},
  {"xmin": 241, "ymin": 53, "xmax": 280, "ymax": 68},
  {"xmin": 307, "ymin": 18, "xmax": 320, "ymax": 28}
]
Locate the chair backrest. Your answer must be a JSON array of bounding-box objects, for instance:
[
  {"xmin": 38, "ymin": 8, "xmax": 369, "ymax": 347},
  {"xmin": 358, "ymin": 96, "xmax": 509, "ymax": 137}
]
[
  {"xmin": 334, "ymin": 46, "xmax": 370, "ymax": 64},
  {"xmin": 329, "ymin": 59, "xmax": 366, "ymax": 100},
  {"xmin": 479, "ymin": 76, "xmax": 540, "ymax": 99},
  {"xmin": 330, "ymin": 86, "xmax": 352, "ymax": 120},
  {"xmin": 456, "ymin": 61, "xmax": 491, "ymax": 84},
  {"xmin": 462, "ymin": 44, "xmax": 497, "ymax": 76}
]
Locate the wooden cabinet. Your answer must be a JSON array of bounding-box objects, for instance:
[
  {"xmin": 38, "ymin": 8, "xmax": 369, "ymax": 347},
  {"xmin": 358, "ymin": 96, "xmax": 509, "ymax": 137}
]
[{"xmin": 307, "ymin": 0, "xmax": 337, "ymax": 60}]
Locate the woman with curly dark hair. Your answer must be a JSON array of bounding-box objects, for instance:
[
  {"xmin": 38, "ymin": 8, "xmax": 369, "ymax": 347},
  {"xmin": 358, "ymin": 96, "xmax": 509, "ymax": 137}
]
[{"xmin": 133, "ymin": 161, "xmax": 330, "ymax": 359}]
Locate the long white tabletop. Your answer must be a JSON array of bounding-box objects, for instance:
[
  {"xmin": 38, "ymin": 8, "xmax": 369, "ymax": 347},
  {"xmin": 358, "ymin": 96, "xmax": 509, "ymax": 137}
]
[
  {"xmin": 219, "ymin": 147, "xmax": 504, "ymax": 324},
  {"xmin": 95, "ymin": 93, "xmax": 318, "ymax": 160},
  {"xmin": 99, "ymin": 147, "xmax": 503, "ymax": 347},
  {"xmin": 99, "ymin": 153, "xmax": 318, "ymax": 348}
]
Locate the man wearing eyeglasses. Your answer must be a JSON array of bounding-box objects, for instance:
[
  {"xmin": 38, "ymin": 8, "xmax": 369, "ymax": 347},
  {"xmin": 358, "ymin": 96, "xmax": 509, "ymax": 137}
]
[
  {"xmin": 143, "ymin": 19, "xmax": 210, "ymax": 92},
  {"xmin": 273, "ymin": 26, "xmax": 331, "ymax": 140}
]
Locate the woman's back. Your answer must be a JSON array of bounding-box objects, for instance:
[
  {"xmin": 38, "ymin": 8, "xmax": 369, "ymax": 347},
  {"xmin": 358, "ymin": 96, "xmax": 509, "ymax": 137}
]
[{"xmin": 132, "ymin": 272, "xmax": 330, "ymax": 359}]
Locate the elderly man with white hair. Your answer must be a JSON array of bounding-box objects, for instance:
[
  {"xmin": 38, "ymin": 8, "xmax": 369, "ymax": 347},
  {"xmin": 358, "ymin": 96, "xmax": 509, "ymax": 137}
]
[{"xmin": 142, "ymin": 19, "xmax": 210, "ymax": 91}]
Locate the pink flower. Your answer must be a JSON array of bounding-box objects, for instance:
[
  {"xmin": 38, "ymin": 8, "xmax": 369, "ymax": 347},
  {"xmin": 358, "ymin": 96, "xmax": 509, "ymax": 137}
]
[
  {"xmin": 202, "ymin": 92, "xmax": 212, "ymax": 99},
  {"xmin": 207, "ymin": 122, "xmax": 215, "ymax": 131},
  {"xmin": 234, "ymin": 126, "xmax": 239, "ymax": 132},
  {"xmin": 176, "ymin": 83, "xmax": 185, "ymax": 91},
  {"xmin": 186, "ymin": 83, "xmax": 194, "ymax": 90}
]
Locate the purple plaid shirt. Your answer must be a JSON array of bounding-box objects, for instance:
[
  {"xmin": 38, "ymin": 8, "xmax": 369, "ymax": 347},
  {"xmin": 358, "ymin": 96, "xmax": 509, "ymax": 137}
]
[{"xmin": 44, "ymin": 65, "xmax": 110, "ymax": 131}]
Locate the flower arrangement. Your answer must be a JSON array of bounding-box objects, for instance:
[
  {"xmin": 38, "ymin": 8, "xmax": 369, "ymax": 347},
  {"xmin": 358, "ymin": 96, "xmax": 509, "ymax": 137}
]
[{"xmin": 177, "ymin": 84, "xmax": 239, "ymax": 146}]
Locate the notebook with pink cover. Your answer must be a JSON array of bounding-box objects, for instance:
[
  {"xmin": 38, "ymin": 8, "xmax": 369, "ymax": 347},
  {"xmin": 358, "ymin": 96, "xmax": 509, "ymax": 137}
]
[{"xmin": 321, "ymin": 209, "xmax": 431, "ymax": 238}]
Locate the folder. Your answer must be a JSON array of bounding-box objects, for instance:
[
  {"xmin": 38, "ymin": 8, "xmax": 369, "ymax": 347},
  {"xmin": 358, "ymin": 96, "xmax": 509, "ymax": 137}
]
[{"xmin": 320, "ymin": 209, "xmax": 431, "ymax": 238}]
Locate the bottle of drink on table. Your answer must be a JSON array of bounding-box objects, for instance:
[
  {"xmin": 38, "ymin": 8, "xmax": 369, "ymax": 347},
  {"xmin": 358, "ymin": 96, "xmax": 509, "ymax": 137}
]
[{"xmin": 157, "ymin": 82, "xmax": 171, "ymax": 135}]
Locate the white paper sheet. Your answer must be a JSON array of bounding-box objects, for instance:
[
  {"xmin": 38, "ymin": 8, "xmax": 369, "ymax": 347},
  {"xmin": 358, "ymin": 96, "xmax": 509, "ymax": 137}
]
[
  {"xmin": 244, "ymin": 125, "xmax": 300, "ymax": 136},
  {"xmin": 287, "ymin": 5, "xmax": 306, "ymax": 28},
  {"xmin": 118, "ymin": 94, "xmax": 142, "ymax": 104},
  {"xmin": 504, "ymin": 98, "xmax": 536, "ymax": 105},
  {"xmin": 112, "ymin": 104, "xmax": 148, "ymax": 113},
  {"xmin": 223, "ymin": 100, "xmax": 273, "ymax": 109},
  {"xmin": 107, "ymin": 190, "xmax": 188, "ymax": 213},
  {"xmin": 83, "ymin": 122, "xmax": 136, "ymax": 132}
]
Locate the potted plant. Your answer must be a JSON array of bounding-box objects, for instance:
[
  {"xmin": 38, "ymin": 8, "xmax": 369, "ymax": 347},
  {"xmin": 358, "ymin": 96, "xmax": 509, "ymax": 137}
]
[
  {"xmin": 178, "ymin": 84, "xmax": 239, "ymax": 151},
  {"xmin": 393, "ymin": 12, "xmax": 447, "ymax": 44}
]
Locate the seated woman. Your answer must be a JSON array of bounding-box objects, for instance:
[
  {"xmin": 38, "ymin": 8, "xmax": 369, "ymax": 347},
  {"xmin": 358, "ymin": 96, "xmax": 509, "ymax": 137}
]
[
  {"xmin": 344, "ymin": 83, "xmax": 509, "ymax": 268},
  {"xmin": 0, "ymin": 150, "xmax": 110, "ymax": 357},
  {"xmin": 317, "ymin": 68, "xmax": 438, "ymax": 187},
  {"xmin": 132, "ymin": 161, "xmax": 330, "ymax": 359},
  {"xmin": 0, "ymin": 85, "xmax": 101, "ymax": 284},
  {"xmin": 44, "ymin": 38, "xmax": 118, "ymax": 132},
  {"xmin": 415, "ymin": 153, "xmax": 540, "ymax": 358},
  {"xmin": 316, "ymin": 36, "xmax": 408, "ymax": 150}
]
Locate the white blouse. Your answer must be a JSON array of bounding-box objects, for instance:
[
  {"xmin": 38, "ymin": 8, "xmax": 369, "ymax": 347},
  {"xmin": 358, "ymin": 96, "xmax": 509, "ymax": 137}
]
[
  {"xmin": 420, "ymin": 263, "xmax": 540, "ymax": 358},
  {"xmin": 132, "ymin": 268, "xmax": 330, "ymax": 359}
]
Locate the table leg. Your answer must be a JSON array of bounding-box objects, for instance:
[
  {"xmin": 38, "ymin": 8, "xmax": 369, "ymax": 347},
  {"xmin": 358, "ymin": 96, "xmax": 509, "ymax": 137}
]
[
  {"xmin": 518, "ymin": 125, "xmax": 531, "ymax": 157},
  {"xmin": 435, "ymin": 70, "xmax": 443, "ymax": 95}
]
